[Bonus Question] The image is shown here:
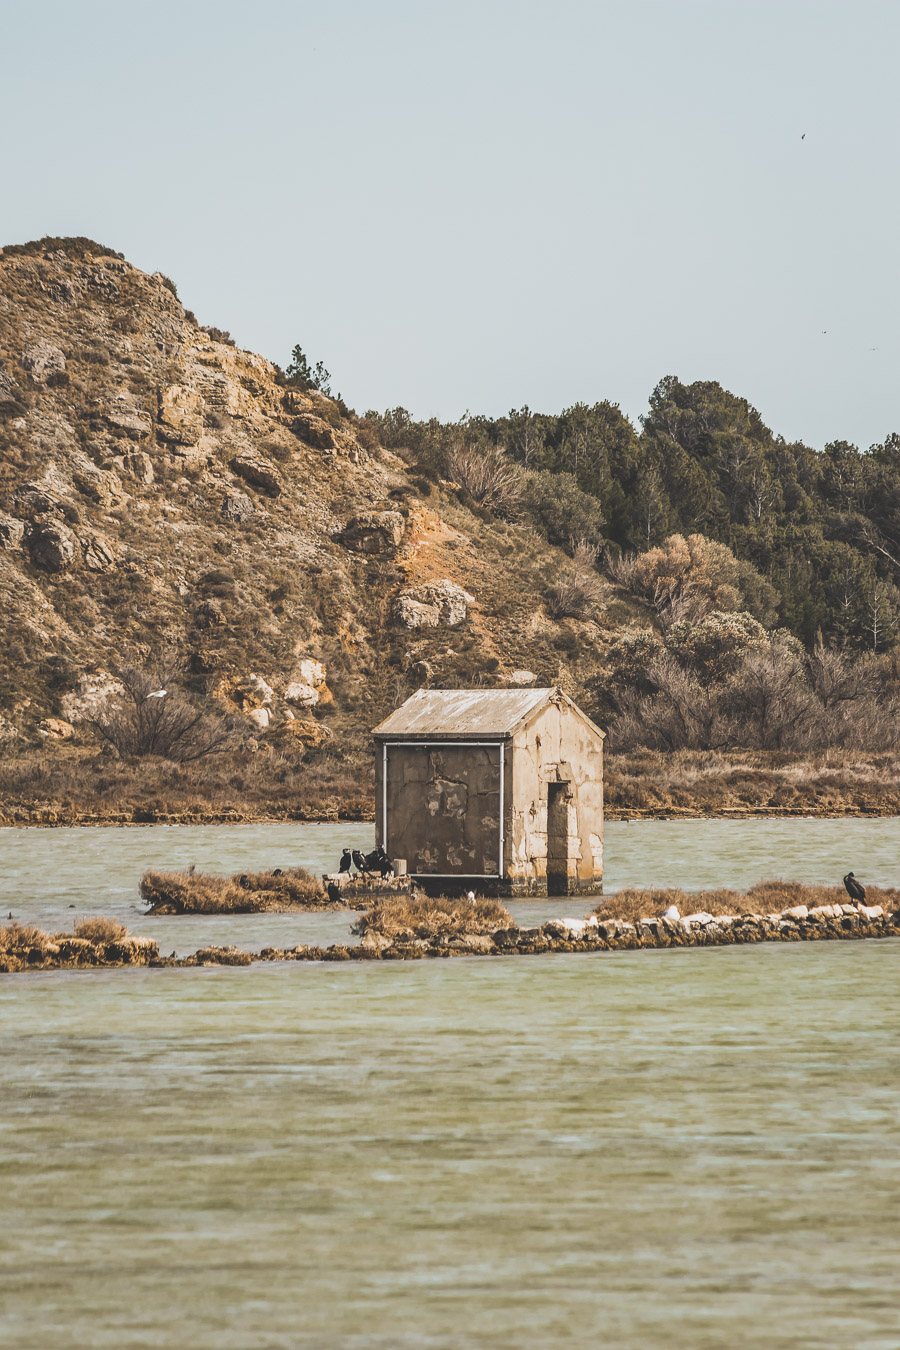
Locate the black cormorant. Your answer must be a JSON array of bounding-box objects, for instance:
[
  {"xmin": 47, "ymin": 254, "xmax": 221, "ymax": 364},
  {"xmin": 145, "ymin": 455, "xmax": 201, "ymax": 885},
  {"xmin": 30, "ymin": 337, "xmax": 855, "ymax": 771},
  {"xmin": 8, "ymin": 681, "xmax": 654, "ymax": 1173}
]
[
  {"xmin": 843, "ymin": 872, "xmax": 866, "ymax": 902},
  {"xmin": 339, "ymin": 849, "xmax": 352, "ymax": 874}
]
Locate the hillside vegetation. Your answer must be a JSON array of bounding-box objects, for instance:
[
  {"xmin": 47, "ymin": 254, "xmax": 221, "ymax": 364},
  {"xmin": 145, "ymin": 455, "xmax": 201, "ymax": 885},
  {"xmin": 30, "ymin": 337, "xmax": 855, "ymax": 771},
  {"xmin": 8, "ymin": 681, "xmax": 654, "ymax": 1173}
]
[{"xmin": 1, "ymin": 236, "xmax": 898, "ymax": 822}]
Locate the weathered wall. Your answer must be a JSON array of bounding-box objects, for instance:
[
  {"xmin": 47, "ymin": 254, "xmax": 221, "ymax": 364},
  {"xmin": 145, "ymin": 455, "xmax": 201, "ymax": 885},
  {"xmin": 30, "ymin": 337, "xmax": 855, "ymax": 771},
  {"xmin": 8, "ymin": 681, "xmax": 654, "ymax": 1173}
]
[
  {"xmin": 510, "ymin": 702, "xmax": 603, "ymax": 896},
  {"xmin": 378, "ymin": 743, "xmax": 502, "ymax": 877}
]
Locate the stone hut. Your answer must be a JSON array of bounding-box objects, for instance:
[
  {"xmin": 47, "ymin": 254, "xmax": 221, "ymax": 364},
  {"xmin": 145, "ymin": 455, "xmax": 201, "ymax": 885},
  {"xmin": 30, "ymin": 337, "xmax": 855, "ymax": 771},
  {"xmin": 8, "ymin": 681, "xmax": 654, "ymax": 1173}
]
[{"xmin": 373, "ymin": 687, "xmax": 604, "ymax": 896}]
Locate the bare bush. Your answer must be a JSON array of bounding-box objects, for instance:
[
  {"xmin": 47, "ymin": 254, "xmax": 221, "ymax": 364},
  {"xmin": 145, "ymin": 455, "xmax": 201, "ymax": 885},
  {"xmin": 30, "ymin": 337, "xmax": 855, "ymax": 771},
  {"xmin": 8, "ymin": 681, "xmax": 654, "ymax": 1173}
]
[
  {"xmin": 445, "ymin": 439, "xmax": 525, "ymax": 517},
  {"xmin": 546, "ymin": 541, "xmax": 605, "ymax": 620},
  {"xmin": 607, "ymin": 533, "xmax": 777, "ymax": 630},
  {"xmin": 90, "ymin": 663, "xmax": 236, "ymax": 764}
]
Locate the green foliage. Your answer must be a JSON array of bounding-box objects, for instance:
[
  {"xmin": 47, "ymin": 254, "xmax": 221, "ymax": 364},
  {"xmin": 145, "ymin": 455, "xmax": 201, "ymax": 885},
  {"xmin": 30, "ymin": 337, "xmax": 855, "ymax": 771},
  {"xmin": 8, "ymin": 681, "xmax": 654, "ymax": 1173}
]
[
  {"xmin": 286, "ymin": 344, "xmax": 332, "ymax": 395},
  {"xmin": 369, "ymin": 375, "xmax": 900, "ymax": 650}
]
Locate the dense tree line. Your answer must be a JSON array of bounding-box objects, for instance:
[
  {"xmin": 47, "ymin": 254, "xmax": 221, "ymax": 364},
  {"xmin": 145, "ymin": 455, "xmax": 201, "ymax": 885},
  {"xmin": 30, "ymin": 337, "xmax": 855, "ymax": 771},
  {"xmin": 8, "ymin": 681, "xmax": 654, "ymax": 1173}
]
[{"xmin": 366, "ymin": 378, "xmax": 900, "ymax": 651}]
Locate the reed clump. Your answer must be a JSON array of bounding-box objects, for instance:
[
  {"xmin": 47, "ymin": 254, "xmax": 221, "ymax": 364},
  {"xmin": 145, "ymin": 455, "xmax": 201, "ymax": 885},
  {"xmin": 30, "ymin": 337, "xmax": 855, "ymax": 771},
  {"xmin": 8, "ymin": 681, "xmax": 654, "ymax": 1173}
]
[
  {"xmin": 74, "ymin": 916, "xmax": 128, "ymax": 942},
  {"xmin": 140, "ymin": 866, "xmax": 327, "ymax": 914},
  {"xmin": 593, "ymin": 880, "xmax": 900, "ymax": 925},
  {"xmin": 352, "ymin": 893, "xmax": 513, "ymax": 940}
]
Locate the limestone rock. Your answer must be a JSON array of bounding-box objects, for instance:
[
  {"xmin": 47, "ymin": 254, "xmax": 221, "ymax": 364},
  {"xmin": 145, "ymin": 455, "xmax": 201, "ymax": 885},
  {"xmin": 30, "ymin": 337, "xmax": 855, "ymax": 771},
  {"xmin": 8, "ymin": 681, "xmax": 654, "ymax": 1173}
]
[
  {"xmin": 0, "ymin": 370, "xmax": 24, "ymax": 411},
  {"xmin": 0, "ymin": 714, "xmax": 20, "ymax": 743},
  {"xmin": 394, "ymin": 579, "xmax": 475, "ymax": 629},
  {"xmin": 341, "ymin": 511, "xmax": 405, "ymax": 553},
  {"xmin": 279, "ymin": 716, "xmax": 333, "ymax": 747},
  {"xmin": 123, "ymin": 450, "xmax": 154, "ymax": 485},
  {"xmin": 28, "ymin": 520, "xmax": 78, "ymax": 571},
  {"xmin": 60, "ymin": 673, "xmax": 125, "ymax": 722},
  {"xmin": 292, "ymin": 412, "xmax": 335, "ymax": 449},
  {"xmin": 507, "ymin": 669, "xmax": 536, "ymax": 686},
  {"xmin": 73, "ymin": 466, "xmax": 123, "ymax": 507},
  {"xmin": 12, "ymin": 481, "xmax": 59, "ymax": 518},
  {"xmin": 246, "ymin": 706, "xmax": 271, "ymax": 731},
  {"xmin": 284, "ymin": 680, "xmax": 319, "ymax": 708},
  {"xmin": 81, "ymin": 532, "xmax": 116, "ymax": 572},
  {"xmin": 221, "ymin": 489, "xmax": 254, "ymax": 522},
  {"xmin": 195, "ymin": 598, "xmax": 225, "ymax": 629},
  {"xmin": 230, "ymin": 454, "xmax": 282, "ymax": 497},
  {"xmin": 39, "ymin": 717, "xmax": 75, "ymax": 740},
  {"xmin": 234, "ymin": 673, "xmax": 274, "ymax": 709},
  {"xmin": 0, "ymin": 511, "xmax": 25, "ymax": 550},
  {"xmin": 106, "ymin": 406, "xmax": 152, "ymax": 439},
  {"xmin": 157, "ymin": 384, "xmax": 202, "ymax": 445},
  {"xmin": 21, "ymin": 340, "xmax": 66, "ymax": 382}
]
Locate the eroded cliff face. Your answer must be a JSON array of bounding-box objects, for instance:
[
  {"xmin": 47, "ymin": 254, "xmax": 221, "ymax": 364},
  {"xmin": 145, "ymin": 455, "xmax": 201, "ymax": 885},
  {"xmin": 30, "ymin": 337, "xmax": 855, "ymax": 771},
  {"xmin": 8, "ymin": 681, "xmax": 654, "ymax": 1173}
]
[{"xmin": 0, "ymin": 238, "xmax": 623, "ymax": 753}]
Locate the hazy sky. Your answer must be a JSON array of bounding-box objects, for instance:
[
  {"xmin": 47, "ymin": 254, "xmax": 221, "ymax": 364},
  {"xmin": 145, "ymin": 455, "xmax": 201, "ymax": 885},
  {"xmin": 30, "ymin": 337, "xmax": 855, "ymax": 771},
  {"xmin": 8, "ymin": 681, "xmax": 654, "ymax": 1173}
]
[{"xmin": 2, "ymin": 0, "xmax": 898, "ymax": 448}]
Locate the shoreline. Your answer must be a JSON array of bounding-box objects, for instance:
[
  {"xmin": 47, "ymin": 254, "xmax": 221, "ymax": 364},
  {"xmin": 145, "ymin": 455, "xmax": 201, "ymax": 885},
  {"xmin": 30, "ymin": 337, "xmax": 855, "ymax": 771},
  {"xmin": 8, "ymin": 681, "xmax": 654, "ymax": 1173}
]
[{"xmin": 4, "ymin": 802, "xmax": 900, "ymax": 828}]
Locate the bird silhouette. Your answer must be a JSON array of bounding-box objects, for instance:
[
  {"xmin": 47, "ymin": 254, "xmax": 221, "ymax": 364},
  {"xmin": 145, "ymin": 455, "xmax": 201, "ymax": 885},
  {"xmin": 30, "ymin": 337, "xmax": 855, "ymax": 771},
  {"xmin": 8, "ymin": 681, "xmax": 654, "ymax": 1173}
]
[
  {"xmin": 843, "ymin": 871, "xmax": 866, "ymax": 902},
  {"xmin": 339, "ymin": 849, "xmax": 352, "ymax": 874},
  {"xmin": 801, "ymin": 133, "xmax": 806, "ymax": 140}
]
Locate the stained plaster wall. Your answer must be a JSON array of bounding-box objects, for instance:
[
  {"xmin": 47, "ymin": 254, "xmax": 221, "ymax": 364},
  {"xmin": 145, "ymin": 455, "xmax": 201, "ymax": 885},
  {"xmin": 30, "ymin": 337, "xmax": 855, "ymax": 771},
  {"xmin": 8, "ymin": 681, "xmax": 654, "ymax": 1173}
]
[
  {"xmin": 378, "ymin": 743, "xmax": 502, "ymax": 878},
  {"xmin": 509, "ymin": 702, "xmax": 603, "ymax": 896}
]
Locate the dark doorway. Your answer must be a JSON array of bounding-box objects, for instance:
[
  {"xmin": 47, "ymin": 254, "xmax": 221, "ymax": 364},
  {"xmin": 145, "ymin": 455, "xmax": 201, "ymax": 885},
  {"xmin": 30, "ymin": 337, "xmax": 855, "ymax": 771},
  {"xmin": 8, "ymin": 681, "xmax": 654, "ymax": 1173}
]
[{"xmin": 546, "ymin": 781, "xmax": 572, "ymax": 896}]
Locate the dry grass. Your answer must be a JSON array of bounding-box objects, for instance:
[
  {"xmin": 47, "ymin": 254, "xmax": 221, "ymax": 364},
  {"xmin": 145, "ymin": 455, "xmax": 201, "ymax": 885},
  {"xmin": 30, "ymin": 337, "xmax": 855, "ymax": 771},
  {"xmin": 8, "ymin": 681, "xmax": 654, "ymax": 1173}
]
[
  {"xmin": 593, "ymin": 881, "xmax": 900, "ymax": 924},
  {"xmin": 605, "ymin": 750, "xmax": 900, "ymax": 817},
  {"xmin": 0, "ymin": 922, "xmax": 52, "ymax": 953},
  {"xmin": 352, "ymin": 893, "xmax": 513, "ymax": 940},
  {"xmin": 140, "ymin": 866, "xmax": 326, "ymax": 914},
  {"xmin": 74, "ymin": 916, "xmax": 128, "ymax": 942}
]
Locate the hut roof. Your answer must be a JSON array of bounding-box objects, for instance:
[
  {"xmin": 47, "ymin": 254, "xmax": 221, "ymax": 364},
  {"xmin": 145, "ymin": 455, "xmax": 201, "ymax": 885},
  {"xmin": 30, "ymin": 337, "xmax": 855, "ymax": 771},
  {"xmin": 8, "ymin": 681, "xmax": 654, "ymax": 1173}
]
[{"xmin": 373, "ymin": 687, "xmax": 603, "ymax": 740}]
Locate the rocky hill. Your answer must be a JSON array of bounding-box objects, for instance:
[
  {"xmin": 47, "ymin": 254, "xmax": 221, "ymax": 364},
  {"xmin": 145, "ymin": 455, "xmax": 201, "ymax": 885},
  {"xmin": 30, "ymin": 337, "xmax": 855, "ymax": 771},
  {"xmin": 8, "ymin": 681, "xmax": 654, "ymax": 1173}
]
[{"xmin": 0, "ymin": 237, "xmax": 638, "ymax": 810}]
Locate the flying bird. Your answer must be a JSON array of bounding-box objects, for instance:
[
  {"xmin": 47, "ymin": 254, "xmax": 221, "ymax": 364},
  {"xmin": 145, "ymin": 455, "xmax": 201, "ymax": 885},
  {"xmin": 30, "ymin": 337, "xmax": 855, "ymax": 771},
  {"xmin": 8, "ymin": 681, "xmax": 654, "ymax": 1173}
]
[
  {"xmin": 843, "ymin": 871, "xmax": 866, "ymax": 902},
  {"xmin": 801, "ymin": 133, "xmax": 806, "ymax": 140}
]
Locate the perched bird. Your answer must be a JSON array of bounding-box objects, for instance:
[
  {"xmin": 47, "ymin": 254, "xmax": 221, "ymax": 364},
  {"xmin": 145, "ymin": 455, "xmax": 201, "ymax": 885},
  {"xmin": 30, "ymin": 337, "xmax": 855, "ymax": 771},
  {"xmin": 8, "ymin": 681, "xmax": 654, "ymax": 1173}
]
[
  {"xmin": 339, "ymin": 849, "xmax": 352, "ymax": 874},
  {"xmin": 661, "ymin": 904, "xmax": 680, "ymax": 921},
  {"xmin": 352, "ymin": 849, "xmax": 371, "ymax": 876},
  {"xmin": 272, "ymin": 868, "xmax": 283, "ymax": 877},
  {"xmin": 373, "ymin": 845, "xmax": 394, "ymax": 878},
  {"xmin": 327, "ymin": 882, "xmax": 342, "ymax": 904},
  {"xmin": 843, "ymin": 872, "xmax": 866, "ymax": 902},
  {"xmin": 466, "ymin": 890, "xmax": 476, "ymax": 904}
]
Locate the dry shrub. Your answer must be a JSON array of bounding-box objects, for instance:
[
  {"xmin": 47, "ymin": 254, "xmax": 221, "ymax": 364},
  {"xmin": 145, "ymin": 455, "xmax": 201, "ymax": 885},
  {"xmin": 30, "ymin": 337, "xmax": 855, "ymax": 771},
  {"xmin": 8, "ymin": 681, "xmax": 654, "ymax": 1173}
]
[
  {"xmin": 0, "ymin": 922, "xmax": 51, "ymax": 952},
  {"xmin": 546, "ymin": 541, "xmax": 605, "ymax": 620},
  {"xmin": 593, "ymin": 881, "xmax": 900, "ymax": 924},
  {"xmin": 140, "ymin": 866, "xmax": 325, "ymax": 914},
  {"xmin": 352, "ymin": 893, "xmax": 513, "ymax": 940},
  {"xmin": 74, "ymin": 916, "xmax": 128, "ymax": 942},
  {"xmin": 445, "ymin": 440, "xmax": 524, "ymax": 518}
]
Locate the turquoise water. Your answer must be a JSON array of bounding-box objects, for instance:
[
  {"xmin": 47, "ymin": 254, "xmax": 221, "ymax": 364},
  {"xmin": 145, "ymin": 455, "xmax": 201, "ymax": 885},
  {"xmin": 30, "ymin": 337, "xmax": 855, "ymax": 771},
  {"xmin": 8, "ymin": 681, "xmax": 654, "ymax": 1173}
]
[{"xmin": 2, "ymin": 820, "xmax": 900, "ymax": 1348}]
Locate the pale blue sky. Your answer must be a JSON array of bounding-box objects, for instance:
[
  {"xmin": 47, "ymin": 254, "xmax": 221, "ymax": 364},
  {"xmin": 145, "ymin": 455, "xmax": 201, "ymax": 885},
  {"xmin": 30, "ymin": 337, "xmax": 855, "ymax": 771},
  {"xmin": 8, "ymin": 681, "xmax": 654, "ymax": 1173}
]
[{"xmin": 2, "ymin": 0, "xmax": 898, "ymax": 447}]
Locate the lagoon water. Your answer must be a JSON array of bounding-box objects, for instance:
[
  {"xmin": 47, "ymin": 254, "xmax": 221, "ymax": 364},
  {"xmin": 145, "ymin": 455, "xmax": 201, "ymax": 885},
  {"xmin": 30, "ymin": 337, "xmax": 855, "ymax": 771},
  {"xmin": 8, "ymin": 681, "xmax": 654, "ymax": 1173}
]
[{"xmin": 2, "ymin": 819, "xmax": 900, "ymax": 1348}]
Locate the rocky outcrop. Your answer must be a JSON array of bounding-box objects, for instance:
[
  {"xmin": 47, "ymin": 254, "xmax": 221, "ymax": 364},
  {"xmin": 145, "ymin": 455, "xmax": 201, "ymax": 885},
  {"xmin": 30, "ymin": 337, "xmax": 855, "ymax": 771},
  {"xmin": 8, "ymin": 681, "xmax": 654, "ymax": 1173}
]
[
  {"xmin": 340, "ymin": 510, "xmax": 405, "ymax": 553},
  {"xmin": 0, "ymin": 512, "xmax": 25, "ymax": 550},
  {"xmin": 21, "ymin": 340, "xmax": 66, "ymax": 382},
  {"xmin": 394, "ymin": 579, "xmax": 474, "ymax": 628},
  {"xmin": 230, "ymin": 454, "xmax": 282, "ymax": 497},
  {"xmin": 27, "ymin": 520, "xmax": 78, "ymax": 571}
]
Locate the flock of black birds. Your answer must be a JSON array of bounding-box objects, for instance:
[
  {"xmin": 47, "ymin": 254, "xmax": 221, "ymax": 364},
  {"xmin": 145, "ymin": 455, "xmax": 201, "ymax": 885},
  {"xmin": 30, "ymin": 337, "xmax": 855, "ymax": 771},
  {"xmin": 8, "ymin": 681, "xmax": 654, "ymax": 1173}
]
[{"xmin": 339, "ymin": 846, "xmax": 395, "ymax": 879}]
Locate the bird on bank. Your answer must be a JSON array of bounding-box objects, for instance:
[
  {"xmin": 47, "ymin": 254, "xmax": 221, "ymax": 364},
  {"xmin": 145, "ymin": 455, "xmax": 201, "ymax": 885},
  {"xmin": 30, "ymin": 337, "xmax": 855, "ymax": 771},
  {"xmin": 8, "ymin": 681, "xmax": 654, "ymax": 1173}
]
[
  {"xmin": 339, "ymin": 849, "xmax": 352, "ymax": 874},
  {"xmin": 352, "ymin": 849, "xmax": 371, "ymax": 876},
  {"xmin": 327, "ymin": 881, "xmax": 342, "ymax": 904},
  {"xmin": 843, "ymin": 871, "xmax": 866, "ymax": 902},
  {"xmin": 372, "ymin": 845, "xmax": 394, "ymax": 878}
]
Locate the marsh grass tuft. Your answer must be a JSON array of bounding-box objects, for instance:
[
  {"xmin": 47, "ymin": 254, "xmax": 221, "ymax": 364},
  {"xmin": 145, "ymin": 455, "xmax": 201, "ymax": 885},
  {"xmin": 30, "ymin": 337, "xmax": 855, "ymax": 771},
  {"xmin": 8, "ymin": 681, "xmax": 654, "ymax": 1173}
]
[
  {"xmin": 140, "ymin": 866, "xmax": 326, "ymax": 914},
  {"xmin": 593, "ymin": 880, "xmax": 900, "ymax": 924},
  {"xmin": 352, "ymin": 893, "xmax": 513, "ymax": 940}
]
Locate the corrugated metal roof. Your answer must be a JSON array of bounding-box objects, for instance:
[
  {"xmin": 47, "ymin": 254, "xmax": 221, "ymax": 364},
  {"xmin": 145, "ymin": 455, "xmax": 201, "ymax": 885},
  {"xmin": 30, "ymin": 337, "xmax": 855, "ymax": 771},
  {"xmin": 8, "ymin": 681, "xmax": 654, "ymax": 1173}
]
[{"xmin": 373, "ymin": 687, "xmax": 555, "ymax": 738}]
